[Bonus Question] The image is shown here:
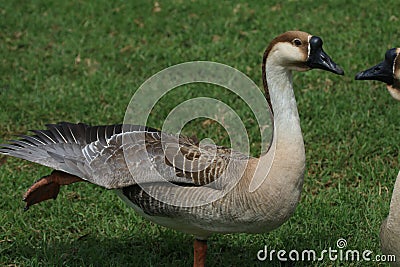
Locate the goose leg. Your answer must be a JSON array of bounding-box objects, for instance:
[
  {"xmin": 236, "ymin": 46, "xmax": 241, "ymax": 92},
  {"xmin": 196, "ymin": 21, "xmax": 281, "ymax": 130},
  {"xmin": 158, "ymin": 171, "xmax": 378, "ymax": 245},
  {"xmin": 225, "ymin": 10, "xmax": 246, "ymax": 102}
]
[
  {"xmin": 193, "ymin": 239, "xmax": 207, "ymax": 267},
  {"xmin": 23, "ymin": 170, "xmax": 83, "ymax": 210}
]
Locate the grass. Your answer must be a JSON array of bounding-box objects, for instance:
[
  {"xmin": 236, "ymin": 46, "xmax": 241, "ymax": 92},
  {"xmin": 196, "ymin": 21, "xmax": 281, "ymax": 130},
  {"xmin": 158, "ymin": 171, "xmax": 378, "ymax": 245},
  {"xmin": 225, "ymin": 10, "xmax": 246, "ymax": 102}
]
[{"xmin": 1, "ymin": 0, "xmax": 400, "ymax": 266}]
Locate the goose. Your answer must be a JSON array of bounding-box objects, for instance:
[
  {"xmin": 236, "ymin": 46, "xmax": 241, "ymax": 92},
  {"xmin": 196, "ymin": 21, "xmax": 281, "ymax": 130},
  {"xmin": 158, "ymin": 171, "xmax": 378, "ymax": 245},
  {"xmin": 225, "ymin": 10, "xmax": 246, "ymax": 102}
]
[
  {"xmin": 0, "ymin": 31, "xmax": 344, "ymax": 267},
  {"xmin": 356, "ymin": 48, "xmax": 400, "ymax": 265}
]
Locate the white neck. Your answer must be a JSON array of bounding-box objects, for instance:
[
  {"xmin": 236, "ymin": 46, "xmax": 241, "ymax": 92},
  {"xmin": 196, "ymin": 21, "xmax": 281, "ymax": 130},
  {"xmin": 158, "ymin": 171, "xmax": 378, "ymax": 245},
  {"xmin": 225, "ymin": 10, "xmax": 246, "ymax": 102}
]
[
  {"xmin": 387, "ymin": 171, "xmax": 400, "ymax": 226},
  {"xmin": 228, "ymin": 51, "xmax": 308, "ymax": 231},
  {"xmin": 241, "ymin": 59, "xmax": 306, "ymax": 229},
  {"xmin": 268, "ymin": 67, "xmax": 303, "ymax": 143},
  {"xmin": 250, "ymin": 59, "xmax": 305, "ymax": 196}
]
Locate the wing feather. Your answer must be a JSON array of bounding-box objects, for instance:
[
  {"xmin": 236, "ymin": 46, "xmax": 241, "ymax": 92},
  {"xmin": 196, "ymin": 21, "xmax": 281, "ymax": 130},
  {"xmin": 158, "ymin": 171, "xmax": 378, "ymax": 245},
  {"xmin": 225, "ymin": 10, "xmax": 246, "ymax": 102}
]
[{"xmin": 1, "ymin": 122, "xmax": 248, "ymax": 190}]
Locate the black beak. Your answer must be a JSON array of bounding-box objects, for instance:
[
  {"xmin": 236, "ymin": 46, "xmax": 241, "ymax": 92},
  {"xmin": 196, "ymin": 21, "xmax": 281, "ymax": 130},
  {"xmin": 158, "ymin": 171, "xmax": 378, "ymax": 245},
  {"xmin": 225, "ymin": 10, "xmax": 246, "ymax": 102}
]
[
  {"xmin": 306, "ymin": 36, "xmax": 344, "ymax": 75},
  {"xmin": 355, "ymin": 61, "xmax": 394, "ymax": 85},
  {"xmin": 354, "ymin": 48, "xmax": 398, "ymax": 85}
]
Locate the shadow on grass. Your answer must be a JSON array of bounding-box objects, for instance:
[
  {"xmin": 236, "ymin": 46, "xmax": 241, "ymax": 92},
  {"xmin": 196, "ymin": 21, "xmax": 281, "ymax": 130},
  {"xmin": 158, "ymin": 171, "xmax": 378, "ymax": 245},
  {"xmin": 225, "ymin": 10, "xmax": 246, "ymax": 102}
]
[{"xmin": 2, "ymin": 229, "xmax": 310, "ymax": 266}]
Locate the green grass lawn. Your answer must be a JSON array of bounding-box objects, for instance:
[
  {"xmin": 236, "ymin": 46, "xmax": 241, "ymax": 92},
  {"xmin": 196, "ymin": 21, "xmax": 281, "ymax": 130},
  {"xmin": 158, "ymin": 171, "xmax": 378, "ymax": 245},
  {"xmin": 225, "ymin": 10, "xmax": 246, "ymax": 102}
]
[{"xmin": 1, "ymin": 0, "xmax": 400, "ymax": 266}]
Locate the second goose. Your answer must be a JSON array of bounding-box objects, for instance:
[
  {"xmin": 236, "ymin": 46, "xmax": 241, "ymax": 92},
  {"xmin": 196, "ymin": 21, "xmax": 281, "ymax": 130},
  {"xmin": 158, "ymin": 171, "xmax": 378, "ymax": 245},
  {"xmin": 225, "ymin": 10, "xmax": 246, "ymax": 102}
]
[{"xmin": 356, "ymin": 48, "xmax": 400, "ymax": 266}]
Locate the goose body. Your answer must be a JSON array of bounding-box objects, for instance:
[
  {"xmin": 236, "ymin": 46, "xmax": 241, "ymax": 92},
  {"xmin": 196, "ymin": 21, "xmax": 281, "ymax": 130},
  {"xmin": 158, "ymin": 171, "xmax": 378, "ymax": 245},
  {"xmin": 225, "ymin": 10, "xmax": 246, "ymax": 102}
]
[
  {"xmin": 0, "ymin": 31, "xmax": 344, "ymax": 266},
  {"xmin": 381, "ymin": 171, "xmax": 400, "ymax": 266},
  {"xmin": 356, "ymin": 48, "xmax": 400, "ymax": 265}
]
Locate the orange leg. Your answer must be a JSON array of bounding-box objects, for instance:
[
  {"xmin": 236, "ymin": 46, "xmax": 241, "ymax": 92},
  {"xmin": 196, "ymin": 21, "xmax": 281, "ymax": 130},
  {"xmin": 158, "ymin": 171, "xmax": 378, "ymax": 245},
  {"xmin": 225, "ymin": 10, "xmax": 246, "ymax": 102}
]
[
  {"xmin": 23, "ymin": 170, "xmax": 83, "ymax": 210},
  {"xmin": 193, "ymin": 239, "xmax": 207, "ymax": 267}
]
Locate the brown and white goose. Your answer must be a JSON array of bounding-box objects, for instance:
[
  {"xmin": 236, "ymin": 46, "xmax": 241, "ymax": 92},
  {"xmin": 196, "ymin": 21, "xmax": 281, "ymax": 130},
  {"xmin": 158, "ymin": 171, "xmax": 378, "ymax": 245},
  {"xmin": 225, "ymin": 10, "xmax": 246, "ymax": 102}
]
[
  {"xmin": 356, "ymin": 48, "xmax": 400, "ymax": 265},
  {"xmin": 0, "ymin": 31, "xmax": 344, "ymax": 267}
]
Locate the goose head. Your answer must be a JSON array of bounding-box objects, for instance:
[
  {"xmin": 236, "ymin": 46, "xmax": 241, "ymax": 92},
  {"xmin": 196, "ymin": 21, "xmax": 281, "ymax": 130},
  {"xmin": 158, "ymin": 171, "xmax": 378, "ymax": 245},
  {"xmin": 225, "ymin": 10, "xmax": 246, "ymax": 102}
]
[
  {"xmin": 355, "ymin": 48, "xmax": 400, "ymax": 100},
  {"xmin": 261, "ymin": 31, "xmax": 344, "ymax": 114},
  {"xmin": 263, "ymin": 31, "xmax": 344, "ymax": 75}
]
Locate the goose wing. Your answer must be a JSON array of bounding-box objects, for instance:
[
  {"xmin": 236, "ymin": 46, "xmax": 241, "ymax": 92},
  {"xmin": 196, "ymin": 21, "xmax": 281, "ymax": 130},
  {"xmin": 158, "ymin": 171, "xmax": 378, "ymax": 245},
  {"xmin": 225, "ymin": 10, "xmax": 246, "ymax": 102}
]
[{"xmin": 0, "ymin": 122, "xmax": 248, "ymax": 189}]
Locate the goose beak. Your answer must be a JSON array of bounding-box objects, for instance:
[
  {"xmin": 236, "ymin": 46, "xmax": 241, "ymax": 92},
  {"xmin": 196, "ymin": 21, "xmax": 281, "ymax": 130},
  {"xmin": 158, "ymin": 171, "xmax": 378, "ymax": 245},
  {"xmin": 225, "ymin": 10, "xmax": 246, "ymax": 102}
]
[
  {"xmin": 306, "ymin": 36, "xmax": 344, "ymax": 75},
  {"xmin": 355, "ymin": 61, "xmax": 394, "ymax": 85}
]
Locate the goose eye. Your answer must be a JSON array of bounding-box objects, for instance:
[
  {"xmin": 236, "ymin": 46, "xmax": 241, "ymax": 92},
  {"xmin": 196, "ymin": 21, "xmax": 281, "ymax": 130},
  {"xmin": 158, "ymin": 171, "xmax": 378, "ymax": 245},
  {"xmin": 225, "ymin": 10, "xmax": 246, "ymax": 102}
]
[{"xmin": 293, "ymin": 39, "xmax": 302, "ymax": 46}]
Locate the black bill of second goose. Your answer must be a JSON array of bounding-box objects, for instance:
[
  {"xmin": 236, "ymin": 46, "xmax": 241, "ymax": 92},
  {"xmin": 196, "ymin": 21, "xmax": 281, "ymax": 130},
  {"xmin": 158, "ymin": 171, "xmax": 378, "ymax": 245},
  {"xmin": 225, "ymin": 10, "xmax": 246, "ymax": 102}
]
[
  {"xmin": 356, "ymin": 48, "xmax": 400, "ymax": 266},
  {"xmin": 355, "ymin": 48, "xmax": 400, "ymax": 100},
  {"xmin": 0, "ymin": 31, "xmax": 344, "ymax": 267}
]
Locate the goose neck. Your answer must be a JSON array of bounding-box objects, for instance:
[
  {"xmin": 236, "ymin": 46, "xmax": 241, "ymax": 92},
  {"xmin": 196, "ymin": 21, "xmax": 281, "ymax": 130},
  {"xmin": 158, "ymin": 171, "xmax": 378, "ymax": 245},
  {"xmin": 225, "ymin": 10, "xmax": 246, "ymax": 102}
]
[
  {"xmin": 247, "ymin": 63, "xmax": 305, "ymax": 195},
  {"xmin": 387, "ymin": 171, "xmax": 400, "ymax": 226},
  {"xmin": 265, "ymin": 64, "xmax": 302, "ymax": 143}
]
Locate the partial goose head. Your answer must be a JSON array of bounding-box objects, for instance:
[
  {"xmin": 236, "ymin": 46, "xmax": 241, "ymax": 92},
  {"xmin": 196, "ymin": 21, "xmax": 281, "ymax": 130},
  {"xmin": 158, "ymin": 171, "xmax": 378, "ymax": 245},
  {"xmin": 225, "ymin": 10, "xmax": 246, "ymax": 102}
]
[{"xmin": 355, "ymin": 48, "xmax": 400, "ymax": 100}]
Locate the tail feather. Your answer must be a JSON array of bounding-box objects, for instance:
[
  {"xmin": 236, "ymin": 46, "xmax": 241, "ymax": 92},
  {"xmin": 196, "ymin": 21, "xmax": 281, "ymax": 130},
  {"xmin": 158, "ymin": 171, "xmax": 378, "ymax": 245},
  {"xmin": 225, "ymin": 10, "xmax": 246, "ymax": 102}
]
[
  {"xmin": 17, "ymin": 135, "xmax": 47, "ymax": 146},
  {"xmin": 47, "ymin": 124, "xmax": 69, "ymax": 143},
  {"xmin": 45, "ymin": 151, "xmax": 89, "ymax": 178},
  {"xmin": 29, "ymin": 129, "xmax": 54, "ymax": 144},
  {"xmin": 0, "ymin": 122, "xmax": 160, "ymax": 181},
  {"xmin": 0, "ymin": 123, "xmax": 94, "ymax": 174}
]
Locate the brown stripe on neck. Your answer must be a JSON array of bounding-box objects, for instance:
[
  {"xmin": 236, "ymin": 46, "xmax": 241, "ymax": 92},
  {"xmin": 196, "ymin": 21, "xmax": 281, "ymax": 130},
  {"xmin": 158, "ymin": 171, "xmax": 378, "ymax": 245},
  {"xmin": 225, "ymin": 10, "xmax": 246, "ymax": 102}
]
[
  {"xmin": 262, "ymin": 49, "xmax": 273, "ymax": 115},
  {"xmin": 261, "ymin": 35, "xmax": 284, "ymax": 115},
  {"xmin": 261, "ymin": 31, "xmax": 308, "ymax": 115},
  {"xmin": 261, "ymin": 39, "xmax": 279, "ymax": 154}
]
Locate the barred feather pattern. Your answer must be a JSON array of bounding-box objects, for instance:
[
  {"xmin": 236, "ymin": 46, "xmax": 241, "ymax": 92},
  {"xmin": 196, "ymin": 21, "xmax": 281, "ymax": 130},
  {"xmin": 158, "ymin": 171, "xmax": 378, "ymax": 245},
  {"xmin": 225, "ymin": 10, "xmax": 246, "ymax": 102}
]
[{"xmin": 0, "ymin": 122, "xmax": 249, "ymax": 190}]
